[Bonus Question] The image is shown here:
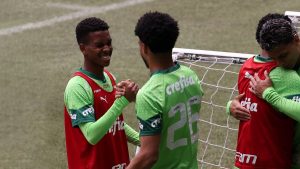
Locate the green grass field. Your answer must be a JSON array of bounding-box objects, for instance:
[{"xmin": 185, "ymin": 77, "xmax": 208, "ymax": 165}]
[{"xmin": 1, "ymin": 0, "xmax": 300, "ymax": 168}]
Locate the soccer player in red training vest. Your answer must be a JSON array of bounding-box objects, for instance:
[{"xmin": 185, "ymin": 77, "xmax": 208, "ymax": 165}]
[
  {"xmin": 227, "ymin": 13, "xmax": 297, "ymax": 169},
  {"xmin": 248, "ymin": 17, "xmax": 300, "ymax": 169},
  {"xmin": 64, "ymin": 17, "xmax": 140, "ymax": 169}
]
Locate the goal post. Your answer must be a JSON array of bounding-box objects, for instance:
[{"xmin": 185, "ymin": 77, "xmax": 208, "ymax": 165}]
[{"xmin": 285, "ymin": 11, "xmax": 300, "ymax": 33}]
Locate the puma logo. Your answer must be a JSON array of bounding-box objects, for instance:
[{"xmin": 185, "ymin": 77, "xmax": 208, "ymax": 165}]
[{"xmin": 100, "ymin": 95, "xmax": 108, "ymax": 103}]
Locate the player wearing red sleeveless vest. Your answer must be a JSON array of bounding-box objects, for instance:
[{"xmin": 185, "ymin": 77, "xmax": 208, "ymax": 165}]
[
  {"xmin": 65, "ymin": 70, "xmax": 130, "ymax": 169},
  {"xmin": 235, "ymin": 55, "xmax": 295, "ymax": 169},
  {"xmin": 64, "ymin": 17, "xmax": 139, "ymax": 169}
]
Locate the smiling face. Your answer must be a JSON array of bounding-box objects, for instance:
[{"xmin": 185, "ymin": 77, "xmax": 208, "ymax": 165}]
[
  {"xmin": 266, "ymin": 39, "xmax": 300, "ymax": 69},
  {"xmin": 80, "ymin": 30, "xmax": 113, "ymax": 68}
]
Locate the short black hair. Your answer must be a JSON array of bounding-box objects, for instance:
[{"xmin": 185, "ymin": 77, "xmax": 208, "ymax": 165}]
[
  {"xmin": 134, "ymin": 11, "xmax": 179, "ymax": 53},
  {"xmin": 256, "ymin": 13, "xmax": 291, "ymax": 44},
  {"xmin": 260, "ymin": 18, "xmax": 297, "ymax": 51},
  {"xmin": 75, "ymin": 17, "xmax": 109, "ymax": 44}
]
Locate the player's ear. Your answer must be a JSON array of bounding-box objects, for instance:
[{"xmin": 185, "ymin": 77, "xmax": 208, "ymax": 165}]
[
  {"xmin": 79, "ymin": 43, "xmax": 87, "ymax": 55},
  {"xmin": 139, "ymin": 40, "xmax": 148, "ymax": 55}
]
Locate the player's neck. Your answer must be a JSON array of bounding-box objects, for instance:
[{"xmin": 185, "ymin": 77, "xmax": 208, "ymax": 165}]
[
  {"xmin": 149, "ymin": 54, "xmax": 175, "ymax": 74},
  {"xmin": 83, "ymin": 62, "xmax": 105, "ymax": 80},
  {"xmin": 260, "ymin": 50, "xmax": 270, "ymax": 58}
]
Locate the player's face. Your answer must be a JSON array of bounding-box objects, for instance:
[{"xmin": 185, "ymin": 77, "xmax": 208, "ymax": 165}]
[
  {"xmin": 267, "ymin": 40, "xmax": 300, "ymax": 69},
  {"xmin": 81, "ymin": 30, "xmax": 113, "ymax": 68}
]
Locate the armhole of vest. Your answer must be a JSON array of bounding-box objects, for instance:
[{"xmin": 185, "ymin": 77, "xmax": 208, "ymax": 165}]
[
  {"xmin": 72, "ymin": 72, "xmax": 96, "ymax": 103},
  {"xmin": 268, "ymin": 63, "xmax": 278, "ymax": 73},
  {"xmin": 73, "ymin": 72, "xmax": 97, "ymax": 89},
  {"xmin": 104, "ymin": 69, "xmax": 116, "ymax": 86}
]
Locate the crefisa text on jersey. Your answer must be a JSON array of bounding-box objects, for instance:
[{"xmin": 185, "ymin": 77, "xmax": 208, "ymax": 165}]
[
  {"xmin": 166, "ymin": 76, "xmax": 195, "ymax": 95},
  {"xmin": 240, "ymin": 97, "xmax": 258, "ymax": 112},
  {"xmin": 108, "ymin": 117, "xmax": 124, "ymax": 136}
]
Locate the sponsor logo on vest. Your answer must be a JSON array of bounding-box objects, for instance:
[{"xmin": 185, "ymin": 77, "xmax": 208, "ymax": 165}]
[
  {"xmin": 108, "ymin": 117, "xmax": 124, "ymax": 136},
  {"xmin": 241, "ymin": 97, "xmax": 258, "ymax": 112},
  {"xmin": 94, "ymin": 89, "xmax": 101, "ymax": 93},
  {"xmin": 166, "ymin": 76, "xmax": 195, "ymax": 95},
  {"xmin": 235, "ymin": 152, "xmax": 257, "ymax": 165},
  {"xmin": 244, "ymin": 71, "xmax": 253, "ymax": 79},
  {"xmin": 82, "ymin": 107, "xmax": 94, "ymax": 116},
  {"xmin": 112, "ymin": 163, "xmax": 126, "ymax": 169}
]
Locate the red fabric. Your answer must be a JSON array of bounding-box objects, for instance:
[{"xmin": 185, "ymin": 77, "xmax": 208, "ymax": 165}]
[
  {"xmin": 235, "ymin": 57, "xmax": 295, "ymax": 169},
  {"xmin": 64, "ymin": 70, "xmax": 129, "ymax": 169}
]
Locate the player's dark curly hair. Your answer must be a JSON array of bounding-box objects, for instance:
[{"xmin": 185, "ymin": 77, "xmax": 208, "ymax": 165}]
[
  {"xmin": 260, "ymin": 18, "xmax": 297, "ymax": 51},
  {"xmin": 76, "ymin": 17, "xmax": 109, "ymax": 44},
  {"xmin": 134, "ymin": 11, "xmax": 179, "ymax": 54},
  {"xmin": 256, "ymin": 13, "xmax": 291, "ymax": 44}
]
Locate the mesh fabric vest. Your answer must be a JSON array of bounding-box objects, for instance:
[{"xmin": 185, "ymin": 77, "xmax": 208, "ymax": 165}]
[
  {"xmin": 64, "ymin": 70, "xmax": 129, "ymax": 169},
  {"xmin": 235, "ymin": 57, "xmax": 295, "ymax": 169}
]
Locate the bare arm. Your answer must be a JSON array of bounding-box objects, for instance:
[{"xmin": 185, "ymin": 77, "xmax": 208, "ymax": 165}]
[{"xmin": 127, "ymin": 135, "xmax": 160, "ymax": 169}]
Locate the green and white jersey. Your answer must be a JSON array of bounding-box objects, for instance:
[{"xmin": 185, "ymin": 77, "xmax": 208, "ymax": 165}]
[{"xmin": 136, "ymin": 64, "xmax": 203, "ymax": 169}]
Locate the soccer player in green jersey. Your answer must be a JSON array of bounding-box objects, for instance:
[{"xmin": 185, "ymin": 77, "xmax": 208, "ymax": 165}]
[{"xmin": 125, "ymin": 12, "xmax": 203, "ymax": 169}]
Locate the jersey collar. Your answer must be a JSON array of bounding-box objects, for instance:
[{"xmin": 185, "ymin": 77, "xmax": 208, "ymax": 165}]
[
  {"xmin": 78, "ymin": 68, "xmax": 107, "ymax": 83},
  {"xmin": 254, "ymin": 54, "xmax": 273, "ymax": 62},
  {"xmin": 150, "ymin": 63, "xmax": 180, "ymax": 77}
]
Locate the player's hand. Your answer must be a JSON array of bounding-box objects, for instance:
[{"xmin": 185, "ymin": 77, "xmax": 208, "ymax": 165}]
[
  {"xmin": 115, "ymin": 79, "xmax": 139, "ymax": 102},
  {"xmin": 115, "ymin": 81, "xmax": 126, "ymax": 98},
  {"xmin": 230, "ymin": 93, "xmax": 251, "ymax": 121},
  {"xmin": 249, "ymin": 70, "xmax": 272, "ymax": 98}
]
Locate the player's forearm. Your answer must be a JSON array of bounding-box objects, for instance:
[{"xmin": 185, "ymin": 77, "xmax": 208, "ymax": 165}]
[
  {"xmin": 79, "ymin": 97, "xmax": 129, "ymax": 145},
  {"xmin": 263, "ymin": 87, "xmax": 300, "ymax": 122},
  {"xmin": 127, "ymin": 151, "xmax": 158, "ymax": 169},
  {"xmin": 124, "ymin": 123, "xmax": 140, "ymax": 146}
]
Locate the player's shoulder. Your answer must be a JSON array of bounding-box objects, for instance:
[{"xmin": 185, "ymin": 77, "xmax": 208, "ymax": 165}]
[
  {"xmin": 65, "ymin": 75, "xmax": 90, "ymax": 93},
  {"xmin": 137, "ymin": 76, "xmax": 165, "ymax": 103},
  {"xmin": 178, "ymin": 64, "xmax": 191, "ymax": 71},
  {"xmin": 104, "ymin": 69, "xmax": 117, "ymax": 81},
  {"xmin": 139, "ymin": 78, "xmax": 163, "ymax": 96},
  {"xmin": 178, "ymin": 64, "xmax": 197, "ymax": 75},
  {"xmin": 270, "ymin": 66, "xmax": 297, "ymax": 78}
]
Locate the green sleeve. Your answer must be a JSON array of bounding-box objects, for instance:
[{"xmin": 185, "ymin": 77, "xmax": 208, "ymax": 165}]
[
  {"xmin": 226, "ymin": 101, "xmax": 232, "ymax": 116},
  {"xmin": 124, "ymin": 123, "xmax": 140, "ymax": 146},
  {"xmin": 264, "ymin": 67, "xmax": 300, "ymax": 122},
  {"xmin": 269, "ymin": 67, "xmax": 300, "ymax": 96},
  {"xmin": 263, "ymin": 87, "xmax": 300, "ymax": 122},
  {"xmin": 78, "ymin": 97, "xmax": 129, "ymax": 145}
]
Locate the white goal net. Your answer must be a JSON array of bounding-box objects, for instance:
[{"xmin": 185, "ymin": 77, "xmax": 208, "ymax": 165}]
[
  {"xmin": 172, "ymin": 48, "xmax": 252, "ymax": 169},
  {"xmin": 171, "ymin": 11, "xmax": 300, "ymax": 169}
]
